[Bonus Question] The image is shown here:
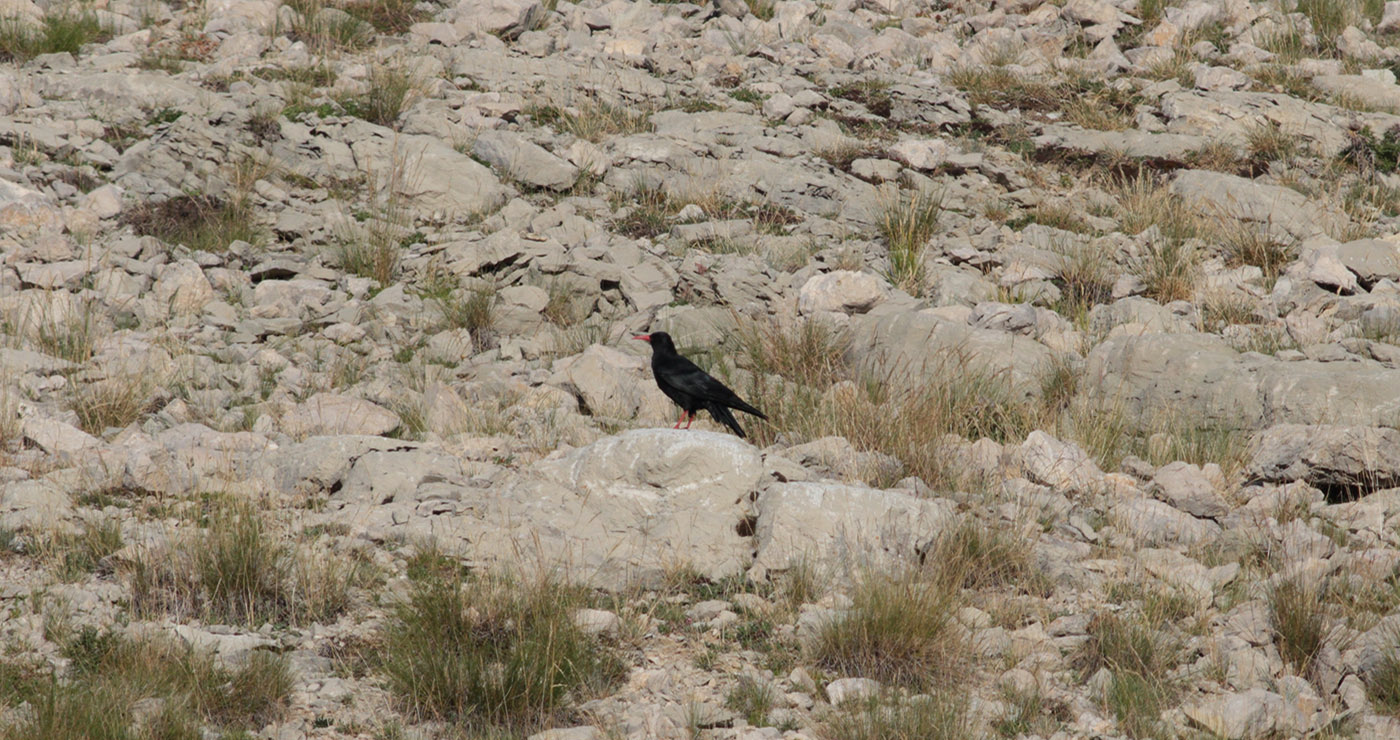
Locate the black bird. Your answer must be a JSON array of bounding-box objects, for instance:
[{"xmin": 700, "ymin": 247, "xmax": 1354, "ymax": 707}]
[{"xmin": 633, "ymin": 331, "xmax": 768, "ymax": 438}]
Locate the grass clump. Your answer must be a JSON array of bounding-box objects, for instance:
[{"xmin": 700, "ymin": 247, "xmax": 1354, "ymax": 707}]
[
  {"xmin": 0, "ymin": 627, "xmax": 290, "ymax": 740},
  {"xmin": 925, "ymin": 518, "xmax": 1040, "ymax": 592},
  {"xmin": 380, "ymin": 572, "xmax": 627, "ymax": 733},
  {"xmin": 38, "ymin": 518, "xmax": 123, "ymax": 582},
  {"xmin": 876, "ymin": 188, "xmax": 942, "ymax": 295},
  {"xmin": 284, "ymin": 0, "xmax": 372, "ymax": 53},
  {"xmin": 0, "ymin": 11, "xmax": 109, "ymax": 62},
  {"xmin": 1051, "ymin": 240, "xmax": 1115, "ymax": 322},
  {"xmin": 1297, "ymin": 0, "xmax": 1362, "ymax": 55},
  {"xmin": 68, "ymin": 375, "xmax": 154, "ymax": 435},
  {"xmin": 31, "ymin": 299, "xmax": 100, "ymax": 364},
  {"xmin": 1367, "ymin": 637, "xmax": 1400, "ymax": 716},
  {"xmin": 129, "ymin": 498, "xmax": 367, "ymax": 627},
  {"xmin": 725, "ymin": 676, "xmax": 775, "ymax": 726},
  {"xmin": 808, "ymin": 570, "xmax": 964, "ymax": 689},
  {"xmin": 1217, "ymin": 220, "xmax": 1296, "ymax": 286},
  {"xmin": 338, "ymin": 63, "xmax": 419, "ymax": 128},
  {"xmin": 120, "ymin": 194, "xmax": 261, "ymax": 253},
  {"xmin": 736, "ymin": 319, "xmax": 1043, "ymax": 489},
  {"xmin": 428, "ymin": 278, "xmax": 498, "ymax": 350},
  {"xmin": 1074, "ymin": 611, "xmax": 1184, "ymax": 738},
  {"xmin": 1269, "ymin": 577, "xmax": 1334, "ymax": 678},
  {"xmin": 528, "ymin": 95, "xmax": 653, "ymax": 142},
  {"xmin": 1008, "ymin": 203, "xmax": 1094, "ymax": 234},
  {"xmin": 1134, "ymin": 239, "xmax": 1200, "ymax": 303},
  {"xmin": 1245, "ymin": 121, "xmax": 1298, "ymax": 166},
  {"xmin": 819, "ymin": 694, "xmax": 971, "ymax": 740},
  {"xmin": 945, "ymin": 66, "xmax": 1059, "ymax": 112}
]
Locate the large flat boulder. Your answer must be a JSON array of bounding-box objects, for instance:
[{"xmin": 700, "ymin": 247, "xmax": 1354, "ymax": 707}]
[
  {"xmin": 752, "ymin": 481, "xmax": 956, "ymax": 576},
  {"xmin": 1083, "ymin": 333, "xmax": 1400, "ymax": 431},
  {"xmin": 847, "ymin": 307, "xmax": 1056, "ymax": 398},
  {"xmin": 316, "ymin": 430, "xmax": 764, "ymax": 589}
]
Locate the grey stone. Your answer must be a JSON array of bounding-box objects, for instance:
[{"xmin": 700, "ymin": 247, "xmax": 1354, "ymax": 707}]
[
  {"xmin": 826, "ymin": 677, "xmax": 880, "ymax": 706},
  {"xmin": 1247, "ymin": 424, "xmax": 1400, "ymax": 494},
  {"xmin": 1151, "ymin": 462, "xmax": 1230, "ymax": 518},
  {"xmin": 752, "ymin": 481, "xmax": 957, "ymax": 576},
  {"xmin": 472, "ymin": 129, "xmax": 579, "ymax": 192},
  {"xmin": 281, "ymin": 393, "xmax": 400, "ymax": 438},
  {"xmin": 797, "ymin": 271, "xmax": 889, "ymax": 315},
  {"xmin": 847, "ymin": 306, "xmax": 1056, "ymax": 399},
  {"xmin": 455, "ymin": 0, "xmax": 543, "ymax": 39}
]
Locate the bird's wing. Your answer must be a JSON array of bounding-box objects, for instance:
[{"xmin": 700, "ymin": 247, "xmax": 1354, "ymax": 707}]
[{"xmin": 657, "ymin": 356, "xmax": 766, "ymax": 418}]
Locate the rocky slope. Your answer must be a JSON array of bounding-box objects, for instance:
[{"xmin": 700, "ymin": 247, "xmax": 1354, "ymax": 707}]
[{"xmin": 6, "ymin": 0, "xmax": 1400, "ymax": 738}]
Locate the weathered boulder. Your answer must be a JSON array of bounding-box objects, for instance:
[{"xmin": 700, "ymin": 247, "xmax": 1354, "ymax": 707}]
[
  {"xmin": 320, "ymin": 430, "xmax": 764, "ymax": 589},
  {"xmin": 752, "ymin": 481, "xmax": 957, "ymax": 576},
  {"xmin": 1083, "ymin": 333, "xmax": 1400, "ymax": 430},
  {"xmin": 847, "ymin": 307, "xmax": 1056, "ymax": 398},
  {"xmin": 797, "ymin": 271, "xmax": 889, "ymax": 315},
  {"xmin": 472, "ymin": 129, "xmax": 579, "ymax": 192},
  {"xmin": 1151, "ymin": 462, "xmax": 1230, "ymax": 518},
  {"xmin": 280, "ymin": 393, "xmax": 401, "ymax": 438},
  {"xmin": 1247, "ymin": 425, "xmax": 1400, "ymax": 496}
]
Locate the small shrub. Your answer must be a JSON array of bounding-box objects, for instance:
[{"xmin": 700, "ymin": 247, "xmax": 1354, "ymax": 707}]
[
  {"xmin": 380, "ymin": 572, "xmax": 627, "ymax": 732},
  {"xmin": 808, "ymin": 571, "xmax": 964, "ymax": 689},
  {"xmin": 120, "ymin": 194, "xmax": 261, "ymax": 252},
  {"xmin": 877, "ymin": 188, "xmax": 942, "ymax": 295}
]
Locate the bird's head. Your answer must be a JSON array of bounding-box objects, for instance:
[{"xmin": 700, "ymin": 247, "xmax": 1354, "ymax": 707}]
[{"xmin": 632, "ymin": 331, "xmax": 674, "ymax": 351}]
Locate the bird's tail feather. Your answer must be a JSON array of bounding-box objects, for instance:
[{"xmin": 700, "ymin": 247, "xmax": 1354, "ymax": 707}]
[
  {"xmin": 730, "ymin": 398, "xmax": 767, "ymax": 420},
  {"xmin": 708, "ymin": 404, "xmax": 747, "ymax": 438}
]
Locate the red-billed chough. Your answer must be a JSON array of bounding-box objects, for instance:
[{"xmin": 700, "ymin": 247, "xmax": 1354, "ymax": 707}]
[{"xmin": 633, "ymin": 331, "xmax": 767, "ymax": 438}]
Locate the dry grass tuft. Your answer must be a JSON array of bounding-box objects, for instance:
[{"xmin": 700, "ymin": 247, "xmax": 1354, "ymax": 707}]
[
  {"xmin": 381, "ymin": 571, "xmax": 626, "ymax": 732},
  {"xmin": 129, "ymin": 498, "xmax": 370, "ymax": 627},
  {"xmin": 120, "ymin": 193, "xmax": 262, "ymax": 253},
  {"xmin": 528, "ymin": 94, "xmax": 653, "ymax": 142},
  {"xmin": 1269, "ymin": 576, "xmax": 1335, "ymax": 678},
  {"xmin": 0, "ymin": 626, "xmax": 290, "ymax": 740},
  {"xmin": 808, "ymin": 569, "xmax": 965, "ymax": 689},
  {"xmin": 876, "ymin": 188, "xmax": 942, "ymax": 295},
  {"xmin": 818, "ymin": 693, "xmax": 971, "ymax": 740}
]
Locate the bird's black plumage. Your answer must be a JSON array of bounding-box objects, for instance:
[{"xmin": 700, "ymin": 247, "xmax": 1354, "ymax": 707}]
[{"xmin": 634, "ymin": 331, "xmax": 767, "ymax": 438}]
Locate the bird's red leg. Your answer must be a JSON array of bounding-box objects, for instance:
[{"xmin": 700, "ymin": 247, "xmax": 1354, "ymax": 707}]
[
  {"xmin": 684, "ymin": 412, "xmax": 694, "ymax": 430},
  {"xmin": 673, "ymin": 411, "xmax": 683, "ymax": 429}
]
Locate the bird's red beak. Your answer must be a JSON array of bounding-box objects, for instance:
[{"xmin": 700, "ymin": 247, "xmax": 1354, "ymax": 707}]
[{"xmin": 632, "ymin": 334, "xmax": 652, "ymax": 342}]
